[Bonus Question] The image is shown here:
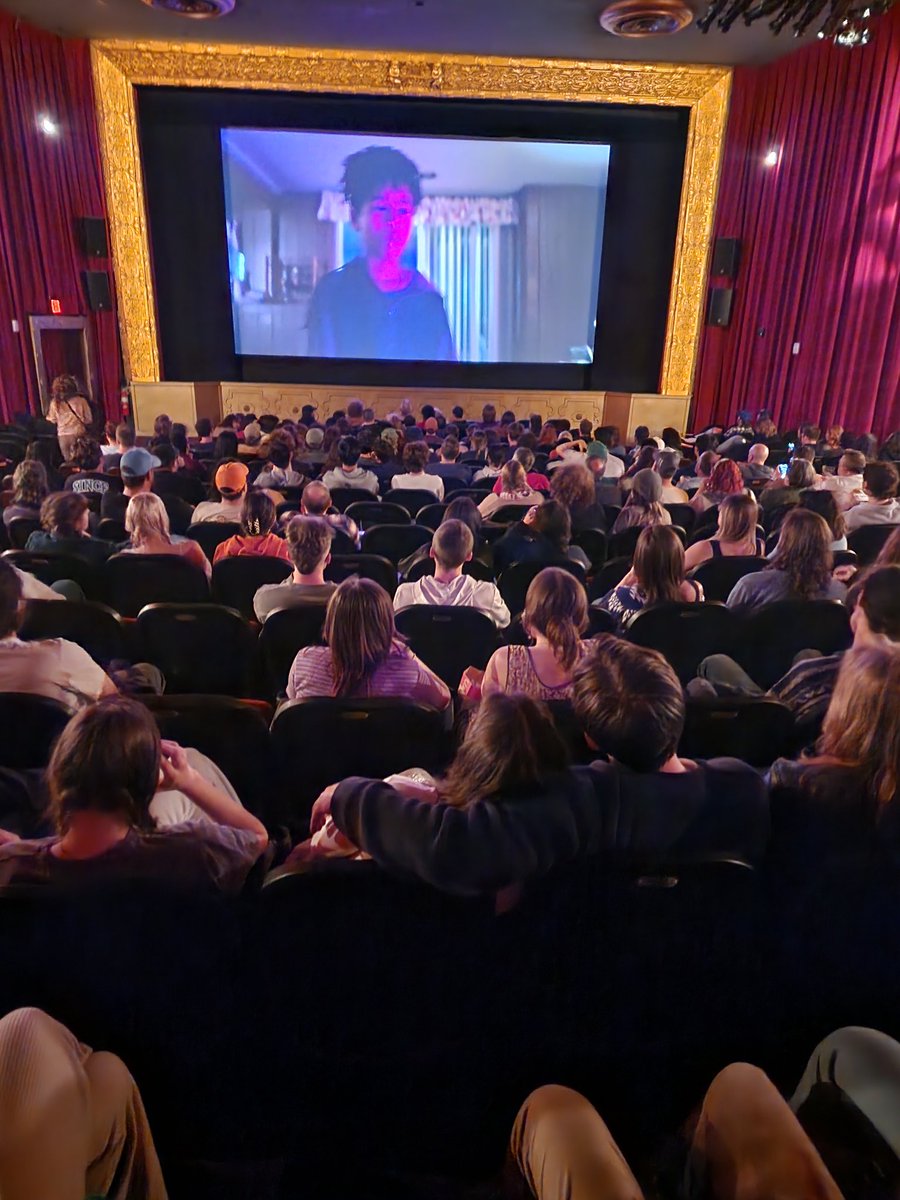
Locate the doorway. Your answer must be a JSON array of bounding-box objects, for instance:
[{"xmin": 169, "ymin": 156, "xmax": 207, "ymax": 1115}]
[{"xmin": 28, "ymin": 315, "xmax": 98, "ymax": 417}]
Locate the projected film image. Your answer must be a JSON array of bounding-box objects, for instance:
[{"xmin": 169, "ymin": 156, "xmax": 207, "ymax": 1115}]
[{"xmin": 222, "ymin": 129, "xmax": 609, "ymax": 364}]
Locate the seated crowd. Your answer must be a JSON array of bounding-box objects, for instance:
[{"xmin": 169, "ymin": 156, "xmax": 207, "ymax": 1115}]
[{"xmin": 0, "ymin": 394, "xmax": 899, "ymax": 1196}]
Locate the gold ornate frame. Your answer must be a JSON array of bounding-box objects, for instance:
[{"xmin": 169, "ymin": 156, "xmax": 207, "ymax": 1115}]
[{"xmin": 91, "ymin": 40, "xmax": 730, "ymax": 395}]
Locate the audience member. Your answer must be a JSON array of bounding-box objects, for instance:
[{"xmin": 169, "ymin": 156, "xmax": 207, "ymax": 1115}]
[
  {"xmin": 25, "ymin": 493, "xmax": 112, "ymax": 567},
  {"xmin": 252, "ymin": 515, "xmax": 336, "ymax": 623},
  {"xmin": 683, "ymin": 493, "xmax": 764, "ymax": 571},
  {"xmin": 391, "ymin": 442, "xmax": 444, "ymax": 500},
  {"xmin": 213, "ymin": 492, "xmax": 291, "ymax": 563},
  {"xmin": 299, "ymin": 481, "xmax": 359, "ymax": 550},
  {"xmin": 492, "ymin": 500, "xmax": 588, "ymax": 574},
  {"xmin": 426, "ymin": 436, "xmax": 471, "ymax": 485},
  {"xmin": 478, "ymin": 461, "xmax": 543, "ymax": 520},
  {"xmin": 399, "ymin": 497, "xmax": 485, "ymax": 576},
  {"xmin": 101, "ymin": 422, "xmax": 136, "ymax": 473},
  {"xmin": 254, "ymin": 440, "xmax": 305, "ymax": 492},
  {"xmin": 690, "ymin": 458, "xmax": 746, "ymax": 514},
  {"xmin": 549, "ymin": 462, "xmax": 606, "ymax": 532},
  {"xmin": 123, "ymin": 493, "xmax": 210, "ymax": 579},
  {"xmin": 694, "ymin": 565, "xmax": 900, "ymax": 725},
  {"xmin": 3, "ymin": 460, "xmax": 48, "ymax": 528},
  {"xmin": 46, "ymin": 375, "xmax": 92, "ymax": 461},
  {"xmin": 302, "ymin": 427, "xmax": 328, "ymax": 466},
  {"xmin": 393, "ymin": 520, "xmax": 510, "ymax": 628},
  {"xmin": 321, "ymin": 437, "xmax": 379, "ymax": 495},
  {"xmin": 149, "ymin": 442, "xmax": 205, "ymax": 506},
  {"xmin": 599, "ymin": 524, "xmax": 704, "ymax": 627},
  {"xmin": 797, "ymin": 488, "xmax": 847, "ymax": 551},
  {"xmin": 611, "ymin": 469, "xmax": 671, "ymax": 535},
  {"xmin": 759, "ymin": 458, "xmax": 816, "ymax": 517},
  {"xmin": 492, "ymin": 447, "xmax": 549, "ymax": 494},
  {"xmin": 584, "ymin": 441, "xmax": 622, "ymax": 506},
  {"xmin": 655, "ymin": 448, "xmax": 689, "ymax": 503},
  {"xmin": 483, "ymin": 567, "xmax": 590, "ymax": 699},
  {"xmin": 726, "ymin": 508, "xmax": 847, "ymax": 615},
  {"xmin": 192, "ymin": 461, "xmax": 249, "ymax": 523},
  {"xmin": 62, "ymin": 437, "xmax": 111, "ymax": 497},
  {"xmin": 844, "ymin": 461, "xmax": 900, "ymax": 531},
  {"xmin": 152, "ymin": 414, "xmax": 172, "ymax": 445},
  {"xmin": 460, "ymin": 430, "xmax": 488, "ymax": 467},
  {"xmin": 0, "ymin": 697, "xmax": 267, "ymax": 891},
  {"xmin": 816, "ymin": 449, "xmax": 868, "ymax": 512},
  {"xmin": 286, "ymin": 577, "xmax": 449, "ymax": 708},
  {"xmin": 741, "ymin": 442, "xmax": 775, "ymax": 483},
  {"xmin": 473, "ymin": 444, "xmax": 506, "ymax": 482},
  {"xmin": 593, "ymin": 426, "xmax": 626, "ymax": 477}
]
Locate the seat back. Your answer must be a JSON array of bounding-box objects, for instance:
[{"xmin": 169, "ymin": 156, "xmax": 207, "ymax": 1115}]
[
  {"xmin": 402, "ymin": 556, "xmax": 495, "ymax": 583},
  {"xmin": 607, "ymin": 524, "xmax": 643, "ymax": 561},
  {"xmin": 571, "ymin": 528, "xmax": 608, "ymax": 570},
  {"xmin": 0, "ymin": 692, "xmax": 71, "ymax": 769},
  {"xmin": 626, "ymin": 602, "xmax": 739, "ymax": 683},
  {"xmin": 19, "ymin": 599, "xmax": 127, "ymax": 668},
  {"xmin": 104, "ymin": 553, "xmax": 210, "ymax": 617},
  {"xmin": 97, "ymin": 518, "xmax": 128, "ymax": 544},
  {"xmin": 848, "ymin": 524, "xmax": 898, "ymax": 566},
  {"xmin": 344, "ymin": 500, "xmax": 410, "ymax": 529},
  {"xmin": 383, "ymin": 488, "xmax": 440, "ymax": 517},
  {"xmin": 257, "ymin": 604, "xmax": 328, "ymax": 697},
  {"xmin": 488, "ymin": 503, "xmax": 533, "ymax": 525},
  {"xmin": 328, "ymin": 486, "xmax": 374, "ymax": 512},
  {"xmin": 737, "ymin": 600, "xmax": 852, "ymax": 688},
  {"xmin": 415, "ymin": 503, "xmax": 448, "ymax": 531},
  {"xmin": 136, "ymin": 603, "xmax": 256, "ymax": 696},
  {"xmin": 185, "ymin": 522, "xmax": 241, "ymax": 562},
  {"xmin": 363, "ymin": 523, "xmax": 433, "ymax": 565},
  {"xmin": 2, "ymin": 549, "xmax": 98, "ymax": 598},
  {"xmin": 498, "ymin": 560, "xmax": 586, "ymax": 618},
  {"xmin": 664, "ymin": 503, "xmax": 696, "ymax": 532},
  {"xmin": 679, "ymin": 698, "xmax": 796, "ymax": 767},
  {"xmin": 269, "ymin": 699, "xmax": 451, "ymax": 827},
  {"xmin": 212, "ymin": 556, "xmax": 292, "ymax": 620},
  {"xmin": 324, "ymin": 553, "xmax": 397, "ymax": 596},
  {"xmin": 6, "ymin": 517, "xmax": 40, "ymax": 549},
  {"xmin": 394, "ymin": 605, "xmax": 499, "ymax": 688},
  {"xmin": 588, "ymin": 556, "xmax": 631, "ymax": 603},
  {"xmin": 687, "ymin": 556, "xmax": 764, "ymax": 603}
]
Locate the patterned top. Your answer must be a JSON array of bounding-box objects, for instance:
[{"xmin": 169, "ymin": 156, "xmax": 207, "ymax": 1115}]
[
  {"xmin": 286, "ymin": 642, "xmax": 450, "ymax": 709},
  {"xmin": 601, "ymin": 579, "xmax": 702, "ymax": 628},
  {"xmin": 500, "ymin": 642, "xmax": 592, "ymax": 700}
]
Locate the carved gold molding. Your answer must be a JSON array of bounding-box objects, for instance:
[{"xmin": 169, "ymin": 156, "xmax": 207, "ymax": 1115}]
[{"xmin": 90, "ymin": 40, "xmax": 731, "ymax": 395}]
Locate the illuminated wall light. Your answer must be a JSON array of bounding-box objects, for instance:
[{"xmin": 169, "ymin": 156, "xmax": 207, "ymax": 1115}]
[
  {"xmin": 37, "ymin": 113, "xmax": 59, "ymax": 137},
  {"xmin": 763, "ymin": 148, "xmax": 780, "ymax": 167}
]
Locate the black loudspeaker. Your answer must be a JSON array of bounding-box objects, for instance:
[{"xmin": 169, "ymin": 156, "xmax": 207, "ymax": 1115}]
[
  {"xmin": 711, "ymin": 236, "xmax": 741, "ymax": 278},
  {"xmin": 707, "ymin": 287, "xmax": 734, "ymax": 328},
  {"xmin": 76, "ymin": 217, "xmax": 109, "ymax": 258},
  {"xmin": 83, "ymin": 270, "xmax": 112, "ymax": 313}
]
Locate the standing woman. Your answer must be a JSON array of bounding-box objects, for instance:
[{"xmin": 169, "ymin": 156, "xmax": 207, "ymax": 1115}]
[{"xmin": 46, "ymin": 376, "xmax": 92, "ymax": 462}]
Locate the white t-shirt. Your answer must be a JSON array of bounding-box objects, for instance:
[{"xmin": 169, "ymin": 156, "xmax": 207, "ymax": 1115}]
[
  {"xmin": 602, "ymin": 455, "xmax": 625, "ymax": 480},
  {"xmin": 390, "ymin": 473, "xmax": 444, "ymax": 501},
  {"xmin": 0, "ymin": 636, "xmax": 108, "ymax": 710},
  {"xmin": 393, "ymin": 574, "xmax": 510, "ymax": 628},
  {"xmin": 191, "ymin": 497, "xmax": 244, "ymax": 523}
]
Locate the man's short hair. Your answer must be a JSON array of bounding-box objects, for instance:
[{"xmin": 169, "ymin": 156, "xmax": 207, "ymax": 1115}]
[
  {"xmin": 301, "ymin": 481, "xmax": 330, "ymax": 515},
  {"xmin": 195, "ymin": 418, "xmax": 212, "ymax": 438},
  {"xmin": 440, "ymin": 436, "xmax": 460, "ymax": 462},
  {"xmin": 116, "ymin": 423, "xmax": 136, "ymax": 449},
  {"xmin": 863, "ymin": 461, "xmax": 899, "ymax": 500},
  {"xmin": 840, "ymin": 450, "xmax": 867, "ymax": 476},
  {"xmin": 286, "ymin": 515, "xmax": 332, "ymax": 574},
  {"xmin": 259, "ymin": 414, "xmax": 280, "ymax": 434},
  {"xmin": 0, "ymin": 560, "xmax": 23, "ymax": 639},
  {"xmin": 337, "ymin": 437, "xmax": 361, "ymax": 468},
  {"xmin": 153, "ymin": 443, "xmax": 177, "ymax": 470},
  {"xmin": 432, "ymin": 519, "xmax": 474, "ymax": 570},
  {"xmin": 655, "ymin": 449, "xmax": 680, "ymax": 480},
  {"xmin": 800, "ymin": 424, "xmax": 821, "ymax": 442},
  {"xmin": 346, "ymin": 399, "xmax": 364, "ymax": 420},
  {"xmin": 857, "ymin": 566, "xmax": 900, "ymax": 640},
  {"xmin": 572, "ymin": 636, "xmax": 685, "ymax": 771}
]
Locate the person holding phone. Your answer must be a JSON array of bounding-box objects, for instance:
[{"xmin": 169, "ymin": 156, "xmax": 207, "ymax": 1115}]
[{"xmin": 307, "ymin": 146, "xmax": 456, "ymax": 362}]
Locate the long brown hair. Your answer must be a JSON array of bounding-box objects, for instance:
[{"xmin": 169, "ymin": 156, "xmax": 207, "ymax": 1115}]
[
  {"xmin": 48, "ymin": 697, "xmax": 160, "ymax": 834},
  {"xmin": 323, "ymin": 577, "xmax": 399, "ymax": 697},
  {"xmin": 803, "ymin": 645, "xmax": 900, "ymax": 812},
  {"xmin": 12, "ymin": 460, "xmax": 48, "ymax": 508},
  {"xmin": 522, "ymin": 567, "xmax": 588, "ymax": 670},
  {"xmin": 633, "ymin": 525, "xmax": 687, "ymax": 605},
  {"xmin": 40, "ymin": 492, "xmax": 88, "ymax": 537},
  {"xmin": 550, "ymin": 463, "xmax": 594, "ymax": 511},
  {"xmin": 766, "ymin": 508, "xmax": 833, "ymax": 599},
  {"xmin": 439, "ymin": 692, "xmax": 569, "ymax": 808},
  {"xmin": 717, "ymin": 493, "xmax": 759, "ymax": 544}
]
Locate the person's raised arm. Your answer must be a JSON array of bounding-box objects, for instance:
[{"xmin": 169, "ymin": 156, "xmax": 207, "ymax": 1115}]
[{"xmin": 159, "ymin": 740, "xmax": 267, "ymax": 850}]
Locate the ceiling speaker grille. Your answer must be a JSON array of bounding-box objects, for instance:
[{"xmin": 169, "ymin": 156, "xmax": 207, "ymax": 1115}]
[{"xmin": 599, "ymin": 0, "xmax": 694, "ymax": 35}]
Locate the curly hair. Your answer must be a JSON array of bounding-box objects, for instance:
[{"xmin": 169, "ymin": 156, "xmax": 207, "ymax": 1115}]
[
  {"xmin": 11, "ymin": 460, "xmax": 48, "ymax": 508},
  {"xmin": 550, "ymin": 463, "xmax": 595, "ymax": 512},
  {"xmin": 706, "ymin": 458, "xmax": 744, "ymax": 497}
]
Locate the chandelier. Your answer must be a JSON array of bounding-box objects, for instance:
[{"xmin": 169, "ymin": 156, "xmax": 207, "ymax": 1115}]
[{"xmin": 697, "ymin": 0, "xmax": 894, "ymax": 44}]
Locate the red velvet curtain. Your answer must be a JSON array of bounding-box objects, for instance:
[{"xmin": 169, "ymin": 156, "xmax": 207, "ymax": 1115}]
[
  {"xmin": 0, "ymin": 12, "xmax": 121, "ymax": 424},
  {"xmin": 693, "ymin": 6, "xmax": 900, "ymax": 439}
]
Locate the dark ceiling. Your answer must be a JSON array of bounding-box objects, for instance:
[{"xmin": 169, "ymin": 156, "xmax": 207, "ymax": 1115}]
[{"xmin": 1, "ymin": 0, "xmax": 813, "ymax": 66}]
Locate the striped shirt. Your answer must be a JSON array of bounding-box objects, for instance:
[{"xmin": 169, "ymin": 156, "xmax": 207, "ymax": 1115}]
[
  {"xmin": 286, "ymin": 642, "xmax": 450, "ymax": 709},
  {"xmin": 769, "ymin": 652, "xmax": 844, "ymax": 725}
]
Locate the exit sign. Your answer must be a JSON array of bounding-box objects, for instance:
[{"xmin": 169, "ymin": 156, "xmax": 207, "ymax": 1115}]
[{"xmin": 50, "ymin": 298, "xmax": 62, "ymax": 314}]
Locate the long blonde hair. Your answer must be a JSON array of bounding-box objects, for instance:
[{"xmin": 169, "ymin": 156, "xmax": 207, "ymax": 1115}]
[
  {"xmin": 125, "ymin": 493, "xmax": 172, "ymax": 547},
  {"xmin": 804, "ymin": 645, "xmax": 900, "ymax": 812},
  {"xmin": 717, "ymin": 493, "xmax": 759, "ymax": 544}
]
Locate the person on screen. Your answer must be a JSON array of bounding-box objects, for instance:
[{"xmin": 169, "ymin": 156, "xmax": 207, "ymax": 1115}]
[{"xmin": 306, "ymin": 146, "xmax": 457, "ymax": 362}]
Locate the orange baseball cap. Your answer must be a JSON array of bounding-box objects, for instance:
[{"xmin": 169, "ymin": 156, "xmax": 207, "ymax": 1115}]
[{"xmin": 215, "ymin": 461, "xmax": 249, "ymax": 494}]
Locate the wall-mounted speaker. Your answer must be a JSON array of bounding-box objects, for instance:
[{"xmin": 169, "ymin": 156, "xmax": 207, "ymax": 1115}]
[
  {"xmin": 707, "ymin": 286, "xmax": 734, "ymax": 328},
  {"xmin": 76, "ymin": 217, "xmax": 109, "ymax": 258},
  {"xmin": 711, "ymin": 236, "xmax": 741, "ymax": 279},
  {"xmin": 83, "ymin": 270, "xmax": 112, "ymax": 312}
]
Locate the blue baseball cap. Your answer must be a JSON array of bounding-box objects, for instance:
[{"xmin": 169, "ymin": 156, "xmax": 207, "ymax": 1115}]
[{"xmin": 120, "ymin": 447, "xmax": 161, "ymax": 480}]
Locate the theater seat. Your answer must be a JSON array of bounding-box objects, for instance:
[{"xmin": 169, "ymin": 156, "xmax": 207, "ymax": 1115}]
[
  {"xmin": 571, "ymin": 528, "xmax": 608, "ymax": 571},
  {"xmin": 415, "ymin": 503, "xmax": 448, "ymax": 531},
  {"xmin": 185, "ymin": 521, "xmax": 242, "ymax": 563},
  {"xmin": 328, "ymin": 486, "xmax": 375, "ymax": 512},
  {"xmin": 498, "ymin": 560, "xmax": 586, "ymax": 618},
  {"xmin": 269, "ymin": 699, "xmax": 451, "ymax": 829},
  {"xmin": 626, "ymin": 602, "xmax": 739, "ymax": 683},
  {"xmin": 735, "ymin": 600, "xmax": 852, "ymax": 688},
  {"xmin": 848, "ymin": 524, "xmax": 898, "ymax": 566},
  {"xmin": 104, "ymin": 552, "xmax": 210, "ymax": 616},
  {"xmin": 607, "ymin": 525, "xmax": 643, "ymax": 561},
  {"xmin": 257, "ymin": 604, "xmax": 328, "ymax": 697},
  {"xmin": 3, "ymin": 549, "xmax": 98, "ymax": 599},
  {"xmin": 679, "ymin": 697, "xmax": 796, "ymax": 767},
  {"xmin": 19, "ymin": 599, "xmax": 128, "ymax": 667},
  {"xmin": 324, "ymin": 553, "xmax": 397, "ymax": 596},
  {"xmin": 363, "ymin": 523, "xmax": 433, "ymax": 565},
  {"xmin": 687, "ymin": 556, "xmax": 764, "ymax": 603},
  {"xmin": 383, "ymin": 488, "xmax": 440, "ymax": 517},
  {"xmin": 664, "ymin": 503, "xmax": 696, "ymax": 533},
  {"xmin": 401, "ymin": 557, "xmax": 495, "ymax": 584},
  {"xmin": 345, "ymin": 500, "xmax": 410, "ymax": 529},
  {"xmin": 6, "ymin": 517, "xmax": 40, "ymax": 549},
  {"xmin": 136, "ymin": 603, "xmax": 257, "ymax": 696},
  {"xmin": 212, "ymin": 556, "xmax": 292, "ymax": 620},
  {"xmin": 395, "ymin": 605, "xmax": 500, "ymax": 689},
  {"xmin": 0, "ymin": 692, "xmax": 72, "ymax": 769}
]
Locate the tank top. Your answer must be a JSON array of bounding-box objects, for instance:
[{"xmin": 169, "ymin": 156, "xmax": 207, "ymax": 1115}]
[
  {"xmin": 709, "ymin": 536, "xmax": 765, "ymax": 558},
  {"xmin": 503, "ymin": 642, "xmax": 589, "ymax": 700}
]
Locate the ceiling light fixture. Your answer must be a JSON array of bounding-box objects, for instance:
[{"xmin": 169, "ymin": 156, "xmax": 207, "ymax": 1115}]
[
  {"xmin": 140, "ymin": 0, "xmax": 236, "ymax": 17},
  {"xmin": 697, "ymin": 0, "xmax": 894, "ymax": 46},
  {"xmin": 598, "ymin": 0, "xmax": 695, "ymax": 36}
]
